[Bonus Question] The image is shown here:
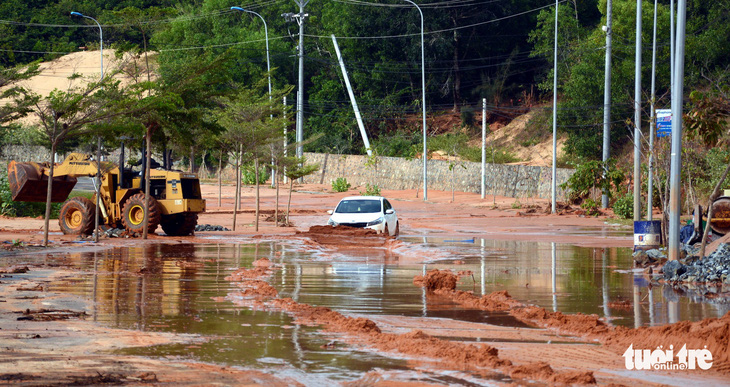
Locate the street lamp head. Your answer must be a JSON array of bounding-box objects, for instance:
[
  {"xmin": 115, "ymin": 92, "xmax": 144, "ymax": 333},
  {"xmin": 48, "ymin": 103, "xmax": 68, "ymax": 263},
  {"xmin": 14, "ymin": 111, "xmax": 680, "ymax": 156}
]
[
  {"xmin": 70, "ymin": 11, "xmax": 84, "ymax": 17},
  {"xmin": 231, "ymin": 6, "xmax": 245, "ymax": 12}
]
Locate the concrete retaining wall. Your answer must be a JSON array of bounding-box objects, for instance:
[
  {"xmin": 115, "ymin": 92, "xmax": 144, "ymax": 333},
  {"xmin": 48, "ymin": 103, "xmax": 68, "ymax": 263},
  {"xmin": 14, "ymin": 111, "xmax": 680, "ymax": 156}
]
[
  {"xmin": 1, "ymin": 146, "xmax": 573, "ymax": 200},
  {"xmin": 301, "ymin": 152, "xmax": 573, "ymax": 200}
]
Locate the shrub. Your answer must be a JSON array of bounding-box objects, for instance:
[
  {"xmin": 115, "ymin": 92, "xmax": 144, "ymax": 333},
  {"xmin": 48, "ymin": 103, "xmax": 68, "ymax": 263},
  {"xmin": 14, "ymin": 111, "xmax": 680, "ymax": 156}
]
[
  {"xmin": 241, "ymin": 164, "xmax": 270, "ymax": 185},
  {"xmin": 560, "ymin": 159, "xmax": 625, "ymax": 203},
  {"xmin": 613, "ymin": 194, "xmax": 633, "ymax": 219},
  {"xmin": 360, "ymin": 184, "xmax": 381, "ymax": 196},
  {"xmin": 331, "ymin": 177, "xmax": 351, "ymax": 192},
  {"xmin": 580, "ymin": 198, "xmax": 602, "ymax": 217}
]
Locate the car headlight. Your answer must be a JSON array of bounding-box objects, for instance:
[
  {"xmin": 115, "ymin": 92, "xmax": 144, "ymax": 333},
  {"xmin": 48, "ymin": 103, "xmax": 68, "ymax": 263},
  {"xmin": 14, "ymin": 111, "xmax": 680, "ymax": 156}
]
[
  {"xmin": 367, "ymin": 217, "xmax": 384, "ymax": 226},
  {"xmin": 328, "ymin": 219, "xmax": 338, "ymax": 226}
]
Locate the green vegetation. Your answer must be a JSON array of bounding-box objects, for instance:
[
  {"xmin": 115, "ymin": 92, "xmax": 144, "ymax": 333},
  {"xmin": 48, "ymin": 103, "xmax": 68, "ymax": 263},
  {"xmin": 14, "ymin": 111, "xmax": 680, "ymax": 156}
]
[
  {"xmin": 241, "ymin": 164, "xmax": 271, "ymax": 186},
  {"xmin": 560, "ymin": 159, "xmax": 626, "ymax": 204},
  {"xmin": 331, "ymin": 177, "xmax": 351, "ymax": 193},
  {"xmin": 360, "ymin": 184, "xmax": 381, "ymax": 197},
  {"xmin": 0, "ymin": 0, "xmax": 727, "ymax": 220},
  {"xmin": 613, "ymin": 194, "xmax": 633, "ymax": 219}
]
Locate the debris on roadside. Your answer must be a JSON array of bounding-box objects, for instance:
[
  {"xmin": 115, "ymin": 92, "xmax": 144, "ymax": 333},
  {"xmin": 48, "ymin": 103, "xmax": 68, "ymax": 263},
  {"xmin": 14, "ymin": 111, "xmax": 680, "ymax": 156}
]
[
  {"xmin": 661, "ymin": 243, "xmax": 730, "ymax": 285},
  {"xmin": 15, "ymin": 308, "xmax": 87, "ymax": 321},
  {"xmin": 195, "ymin": 224, "xmax": 231, "ymax": 231},
  {"xmin": 0, "ymin": 266, "xmax": 29, "ymax": 274}
]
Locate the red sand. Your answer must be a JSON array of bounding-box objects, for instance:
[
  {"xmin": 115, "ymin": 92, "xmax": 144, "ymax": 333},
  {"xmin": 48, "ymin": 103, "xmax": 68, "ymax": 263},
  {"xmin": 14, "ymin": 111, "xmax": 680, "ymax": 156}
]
[
  {"xmin": 223, "ymin": 261, "xmax": 596, "ymax": 384},
  {"xmin": 414, "ymin": 269, "xmax": 730, "ymax": 375}
]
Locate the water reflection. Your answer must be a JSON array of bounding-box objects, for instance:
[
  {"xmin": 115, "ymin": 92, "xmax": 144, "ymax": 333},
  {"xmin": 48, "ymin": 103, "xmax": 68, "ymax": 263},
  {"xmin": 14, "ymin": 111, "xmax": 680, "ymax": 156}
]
[
  {"xmin": 37, "ymin": 236, "xmax": 730, "ymax": 375},
  {"xmin": 400, "ymin": 237, "xmax": 730, "ymax": 327}
]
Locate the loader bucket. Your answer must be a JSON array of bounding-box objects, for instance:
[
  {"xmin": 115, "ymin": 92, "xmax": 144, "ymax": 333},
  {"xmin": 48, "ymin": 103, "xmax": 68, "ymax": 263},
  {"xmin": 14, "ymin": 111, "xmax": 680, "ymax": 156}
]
[
  {"xmin": 710, "ymin": 196, "xmax": 730, "ymax": 236},
  {"xmin": 7, "ymin": 161, "xmax": 77, "ymax": 203}
]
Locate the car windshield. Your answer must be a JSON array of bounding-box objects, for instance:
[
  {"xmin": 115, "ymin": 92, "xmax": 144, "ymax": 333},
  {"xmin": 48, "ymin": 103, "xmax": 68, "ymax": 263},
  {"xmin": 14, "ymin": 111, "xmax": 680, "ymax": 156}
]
[{"xmin": 335, "ymin": 199, "xmax": 382, "ymax": 214}]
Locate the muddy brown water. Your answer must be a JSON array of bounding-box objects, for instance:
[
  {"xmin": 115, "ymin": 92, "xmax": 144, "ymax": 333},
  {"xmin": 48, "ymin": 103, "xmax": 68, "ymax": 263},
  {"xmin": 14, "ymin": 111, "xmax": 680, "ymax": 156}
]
[{"xmin": 6, "ymin": 237, "xmax": 729, "ymax": 384}]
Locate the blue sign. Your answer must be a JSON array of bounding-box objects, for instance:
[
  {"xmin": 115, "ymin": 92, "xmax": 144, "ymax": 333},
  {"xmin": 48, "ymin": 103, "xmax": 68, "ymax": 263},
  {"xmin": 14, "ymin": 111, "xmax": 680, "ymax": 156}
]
[{"xmin": 656, "ymin": 109, "xmax": 672, "ymax": 137}]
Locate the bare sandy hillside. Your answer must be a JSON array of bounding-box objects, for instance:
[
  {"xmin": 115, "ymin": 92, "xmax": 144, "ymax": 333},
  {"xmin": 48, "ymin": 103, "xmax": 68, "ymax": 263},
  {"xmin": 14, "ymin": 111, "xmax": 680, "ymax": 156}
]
[
  {"xmin": 3, "ymin": 50, "xmax": 151, "ymax": 126},
  {"xmin": 484, "ymin": 110, "xmax": 566, "ymax": 167},
  {"xmin": 6, "ymin": 51, "xmax": 561, "ymax": 166}
]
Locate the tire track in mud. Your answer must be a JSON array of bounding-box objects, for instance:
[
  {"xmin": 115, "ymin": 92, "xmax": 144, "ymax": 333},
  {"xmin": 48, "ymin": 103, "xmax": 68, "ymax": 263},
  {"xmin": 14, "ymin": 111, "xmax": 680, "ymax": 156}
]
[{"xmin": 218, "ymin": 257, "xmax": 597, "ymax": 385}]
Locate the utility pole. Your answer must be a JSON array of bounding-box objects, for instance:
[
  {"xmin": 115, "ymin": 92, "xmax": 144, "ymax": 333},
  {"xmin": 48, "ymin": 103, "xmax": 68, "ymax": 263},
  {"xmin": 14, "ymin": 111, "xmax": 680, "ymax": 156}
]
[
  {"xmin": 282, "ymin": 1, "xmax": 309, "ymax": 165},
  {"xmin": 633, "ymin": 0, "xmax": 642, "ymax": 222},
  {"xmin": 602, "ymin": 0, "xmax": 612, "ymax": 209},
  {"xmin": 551, "ymin": 0, "xmax": 558, "ymax": 214},
  {"xmin": 668, "ymin": 0, "xmax": 687, "ymax": 261},
  {"xmin": 648, "ymin": 0, "xmax": 658, "ymax": 220},
  {"xmin": 331, "ymin": 35, "xmax": 372, "ymax": 156}
]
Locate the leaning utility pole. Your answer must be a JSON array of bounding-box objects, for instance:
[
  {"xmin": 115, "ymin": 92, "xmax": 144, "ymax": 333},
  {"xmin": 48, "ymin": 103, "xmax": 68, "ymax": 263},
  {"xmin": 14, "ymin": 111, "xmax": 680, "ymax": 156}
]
[
  {"xmin": 633, "ymin": 0, "xmax": 642, "ymax": 221},
  {"xmin": 283, "ymin": 1, "xmax": 309, "ymax": 163},
  {"xmin": 601, "ymin": 0, "xmax": 612, "ymax": 209}
]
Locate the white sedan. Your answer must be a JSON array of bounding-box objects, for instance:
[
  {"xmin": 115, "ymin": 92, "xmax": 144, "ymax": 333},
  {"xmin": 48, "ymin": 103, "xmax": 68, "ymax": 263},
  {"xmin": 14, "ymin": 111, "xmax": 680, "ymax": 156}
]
[{"xmin": 327, "ymin": 196, "xmax": 399, "ymax": 236}]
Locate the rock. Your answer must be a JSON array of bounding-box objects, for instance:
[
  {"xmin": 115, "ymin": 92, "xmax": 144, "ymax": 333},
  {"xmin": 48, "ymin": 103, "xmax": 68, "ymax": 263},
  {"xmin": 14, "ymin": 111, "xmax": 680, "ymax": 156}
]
[
  {"xmin": 663, "ymin": 260, "xmax": 686, "ymax": 281},
  {"xmin": 646, "ymin": 249, "xmax": 666, "ymax": 260}
]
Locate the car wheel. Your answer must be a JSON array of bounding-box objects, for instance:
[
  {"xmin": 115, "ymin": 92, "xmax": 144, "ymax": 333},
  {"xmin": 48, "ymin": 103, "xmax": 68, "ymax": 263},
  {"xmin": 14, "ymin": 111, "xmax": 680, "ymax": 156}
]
[
  {"xmin": 383, "ymin": 224, "xmax": 389, "ymax": 236},
  {"xmin": 394, "ymin": 221, "xmax": 399, "ymax": 237}
]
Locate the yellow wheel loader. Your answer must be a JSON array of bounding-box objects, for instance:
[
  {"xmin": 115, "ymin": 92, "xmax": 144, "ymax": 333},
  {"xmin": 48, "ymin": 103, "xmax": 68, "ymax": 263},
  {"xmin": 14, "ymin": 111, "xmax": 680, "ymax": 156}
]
[{"xmin": 7, "ymin": 152, "xmax": 206, "ymax": 236}]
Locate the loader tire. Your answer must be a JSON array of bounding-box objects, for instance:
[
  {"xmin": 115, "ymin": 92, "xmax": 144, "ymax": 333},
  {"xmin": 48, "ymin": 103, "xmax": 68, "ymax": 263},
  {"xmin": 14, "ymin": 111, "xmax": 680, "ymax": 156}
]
[
  {"xmin": 122, "ymin": 193, "xmax": 161, "ymax": 235},
  {"xmin": 161, "ymin": 213, "xmax": 198, "ymax": 236},
  {"xmin": 59, "ymin": 197, "xmax": 96, "ymax": 235}
]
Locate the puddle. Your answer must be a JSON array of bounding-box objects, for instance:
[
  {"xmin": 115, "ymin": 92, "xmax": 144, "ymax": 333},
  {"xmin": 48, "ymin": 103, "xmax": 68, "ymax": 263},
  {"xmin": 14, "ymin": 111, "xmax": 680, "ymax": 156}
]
[
  {"xmin": 12, "ymin": 236, "xmax": 727, "ymax": 383},
  {"xmin": 400, "ymin": 237, "xmax": 730, "ymax": 328}
]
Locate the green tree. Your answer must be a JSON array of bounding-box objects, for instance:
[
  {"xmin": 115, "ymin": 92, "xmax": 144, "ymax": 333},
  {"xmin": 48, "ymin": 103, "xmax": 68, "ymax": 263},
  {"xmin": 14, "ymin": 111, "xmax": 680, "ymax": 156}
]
[
  {"xmin": 217, "ymin": 80, "xmax": 292, "ymax": 232},
  {"xmin": 19, "ymin": 74, "xmax": 126, "ymax": 246}
]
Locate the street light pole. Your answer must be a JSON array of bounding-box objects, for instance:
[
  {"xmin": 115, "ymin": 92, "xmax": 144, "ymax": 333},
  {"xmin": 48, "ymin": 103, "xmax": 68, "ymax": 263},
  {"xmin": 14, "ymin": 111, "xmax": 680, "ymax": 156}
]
[
  {"xmin": 231, "ymin": 6, "xmax": 275, "ymax": 187},
  {"xmin": 633, "ymin": 0, "xmax": 642, "ymax": 222},
  {"xmin": 71, "ymin": 11, "xmax": 103, "ymax": 243},
  {"xmin": 282, "ymin": 2, "xmax": 308, "ymax": 181},
  {"xmin": 403, "ymin": 0, "xmax": 427, "ymax": 201},
  {"xmin": 231, "ymin": 7, "xmax": 271, "ymax": 100},
  {"xmin": 71, "ymin": 12, "xmax": 103, "ymax": 81}
]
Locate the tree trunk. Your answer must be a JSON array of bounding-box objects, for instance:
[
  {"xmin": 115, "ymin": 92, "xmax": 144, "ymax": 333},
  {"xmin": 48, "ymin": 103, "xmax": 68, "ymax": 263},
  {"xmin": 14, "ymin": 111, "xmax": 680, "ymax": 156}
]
[
  {"xmin": 254, "ymin": 157, "xmax": 260, "ymax": 232},
  {"xmin": 275, "ymin": 168, "xmax": 280, "ymax": 227},
  {"xmin": 217, "ymin": 149, "xmax": 223, "ymax": 207},
  {"xmin": 42, "ymin": 142, "xmax": 57, "ymax": 247},
  {"xmin": 189, "ymin": 145, "xmax": 195, "ymax": 173},
  {"xmin": 287, "ymin": 179, "xmax": 294, "ymax": 226},
  {"xmin": 201, "ymin": 150, "xmax": 208, "ymax": 178},
  {"xmin": 232, "ymin": 148, "xmax": 241, "ymax": 232},
  {"xmin": 143, "ymin": 126, "xmax": 152, "ymax": 239}
]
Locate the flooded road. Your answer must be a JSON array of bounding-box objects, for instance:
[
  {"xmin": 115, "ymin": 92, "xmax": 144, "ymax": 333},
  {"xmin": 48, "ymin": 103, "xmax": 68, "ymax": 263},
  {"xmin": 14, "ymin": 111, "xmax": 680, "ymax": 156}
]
[{"xmin": 14, "ymin": 236, "xmax": 725, "ymax": 383}]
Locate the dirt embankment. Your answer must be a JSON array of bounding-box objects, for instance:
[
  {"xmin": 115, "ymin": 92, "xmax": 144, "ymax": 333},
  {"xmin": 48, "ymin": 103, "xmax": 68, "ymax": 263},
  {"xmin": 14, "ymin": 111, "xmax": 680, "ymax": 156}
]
[
  {"xmin": 223, "ymin": 259, "xmax": 596, "ymax": 384},
  {"xmin": 414, "ymin": 269, "xmax": 730, "ymax": 375},
  {"xmin": 296, "ymin": 225, "xmax": 399, "ymax": 248}
]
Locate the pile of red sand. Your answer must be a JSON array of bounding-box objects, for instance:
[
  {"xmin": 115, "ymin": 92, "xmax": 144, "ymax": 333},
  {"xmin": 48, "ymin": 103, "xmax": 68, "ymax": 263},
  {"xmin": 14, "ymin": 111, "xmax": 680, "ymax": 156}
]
[
  {"xmin": 414, "ymin": 269, "xmax": 730, "ymax": 375},
  {"xmin": 221, "ymin": 263, "xmax": 595, "ymax": 383},
  {"xmin": 298, "ymin": 225, "xmax": 381, "ymax": 237},
  {"xmin": 295, "ymin": 225, "xmax": 399, "ymax": 248},
  {"xmin": 508, "ymin": 362, "xmax": 596, "ymax": 384},
  {"xmin": 605, "ymin": 313, "xmax": 730, "ymax": 374},
  {"xmin": 413, "ymin": 269, "xmax": 458, "ymax": 291}
]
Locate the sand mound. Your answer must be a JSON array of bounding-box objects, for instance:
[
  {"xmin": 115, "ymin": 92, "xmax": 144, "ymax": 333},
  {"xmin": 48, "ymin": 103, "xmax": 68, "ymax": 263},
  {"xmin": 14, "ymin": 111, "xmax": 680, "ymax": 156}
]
[
  {"xmin": 416, "ymin": 269, "xmax": 730, "ymax": 375},
  {"xmin": 413, "ymin": 269, "xmax": 458, "ymax": 291}
]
